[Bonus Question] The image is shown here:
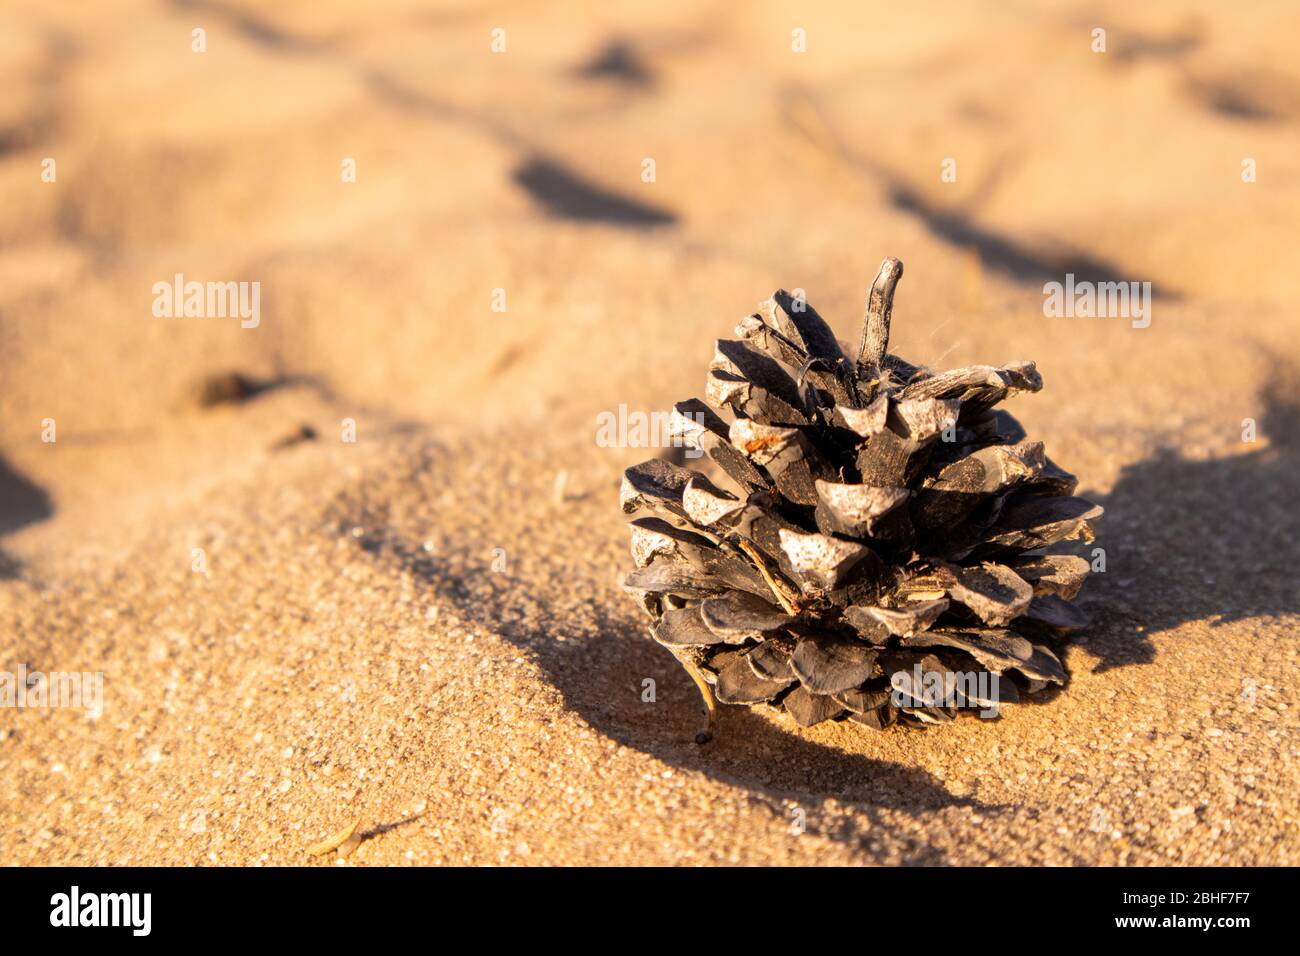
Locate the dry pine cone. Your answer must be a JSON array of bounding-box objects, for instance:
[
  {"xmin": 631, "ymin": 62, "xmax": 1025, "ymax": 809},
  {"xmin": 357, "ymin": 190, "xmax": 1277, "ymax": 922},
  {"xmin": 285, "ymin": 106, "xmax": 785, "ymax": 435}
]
[{"xmin": 620, "ymin": 257, "xmax": 1102, "ymax": 742}]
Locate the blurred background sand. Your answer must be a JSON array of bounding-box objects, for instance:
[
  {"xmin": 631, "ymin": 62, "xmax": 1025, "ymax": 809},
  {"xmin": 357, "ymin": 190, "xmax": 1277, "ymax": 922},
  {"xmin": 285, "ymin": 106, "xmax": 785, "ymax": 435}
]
[{"xmin": 0, "ymin": 0, "xmax": 1296, "ymax": 864}]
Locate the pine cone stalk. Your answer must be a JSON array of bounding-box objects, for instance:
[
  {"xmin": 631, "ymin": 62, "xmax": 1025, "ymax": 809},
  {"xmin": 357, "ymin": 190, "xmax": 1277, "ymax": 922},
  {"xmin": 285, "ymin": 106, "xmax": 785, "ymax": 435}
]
[{"xmin": 621, "ymin": 258, "xmax": 1102, "ymax": 743}]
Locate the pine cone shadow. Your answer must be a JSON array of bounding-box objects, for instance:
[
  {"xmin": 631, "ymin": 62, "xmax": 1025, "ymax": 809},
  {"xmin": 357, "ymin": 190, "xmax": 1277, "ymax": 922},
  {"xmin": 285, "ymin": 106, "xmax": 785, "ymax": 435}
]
[
  {"xmin": 586, "ymin": 607, "xmax": 1006, "ymax": 820},
  {"xmin": 1081, "ymin": 375, "xmax": 1300, "ymax": 672},
  {"xmin": 387, "ymin": 541, "xmax": 1007, "ymax": 863}
]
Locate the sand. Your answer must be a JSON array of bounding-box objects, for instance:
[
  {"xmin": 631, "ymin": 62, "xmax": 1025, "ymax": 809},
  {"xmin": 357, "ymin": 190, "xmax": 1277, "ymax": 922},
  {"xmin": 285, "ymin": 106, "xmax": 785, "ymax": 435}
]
[{"xmin": 0, "ymin": 0, "xmax": 1296, "ymax": 865}]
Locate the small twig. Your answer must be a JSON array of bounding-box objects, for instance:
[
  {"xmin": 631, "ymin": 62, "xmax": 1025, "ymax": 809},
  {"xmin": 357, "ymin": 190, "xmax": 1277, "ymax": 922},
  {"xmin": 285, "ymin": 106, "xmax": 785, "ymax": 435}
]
[
  {"xmin": 856, "ymin": 257, "xmax": 905, "ymax": 392},
  {"xmin": 664, "ymin": 639, "xmax": 718, "ymax": 744},
  {"xmin": 735, "ymin": 539, "xmax": 801, "ymax": 615},
  {"xmin": 307, "ymin": 817, "xmax": 362, "ymax": 857}
]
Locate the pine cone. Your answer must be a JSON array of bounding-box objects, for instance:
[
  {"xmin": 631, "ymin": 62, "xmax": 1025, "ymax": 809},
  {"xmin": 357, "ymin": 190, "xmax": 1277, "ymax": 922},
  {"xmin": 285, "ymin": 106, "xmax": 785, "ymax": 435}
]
[{"xmin": 620, "ymin": 258, "xmax": 1102, "ymax": 742}]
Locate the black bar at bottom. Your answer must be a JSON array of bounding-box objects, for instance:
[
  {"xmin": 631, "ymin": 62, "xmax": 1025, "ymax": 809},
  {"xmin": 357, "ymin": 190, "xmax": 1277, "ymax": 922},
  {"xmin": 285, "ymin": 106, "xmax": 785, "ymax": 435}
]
[{"xmin": 1, "ymin": 865, "xmax": 1283, "ymax": 941}]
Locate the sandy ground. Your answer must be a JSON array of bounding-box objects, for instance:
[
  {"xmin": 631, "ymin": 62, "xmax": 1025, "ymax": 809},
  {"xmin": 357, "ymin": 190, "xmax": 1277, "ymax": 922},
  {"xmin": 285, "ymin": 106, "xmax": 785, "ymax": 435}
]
[{"xmin": 1, "ymin": 0, "xmax": 1297, "ymax": 865}]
